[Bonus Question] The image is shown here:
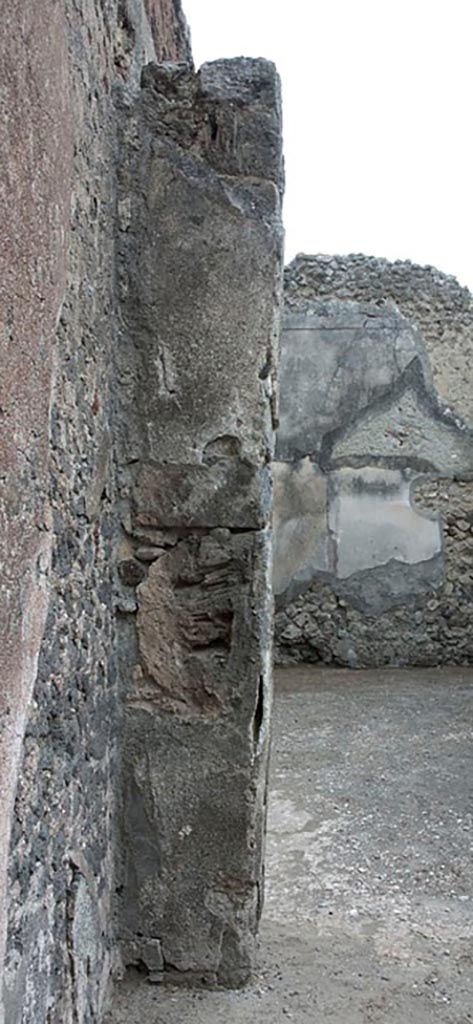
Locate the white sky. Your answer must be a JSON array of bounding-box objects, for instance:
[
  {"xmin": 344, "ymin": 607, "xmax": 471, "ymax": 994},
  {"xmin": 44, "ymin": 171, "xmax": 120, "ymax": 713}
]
[{"xmin": 183, "ymin": 0, "xmax": 473, "ymax": 290}]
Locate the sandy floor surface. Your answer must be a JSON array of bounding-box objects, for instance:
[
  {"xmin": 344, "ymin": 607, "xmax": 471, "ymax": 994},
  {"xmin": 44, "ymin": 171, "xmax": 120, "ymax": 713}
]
[{"xmin": 108, "ymin": 666, "xmax": 473, "ymax": 1023}]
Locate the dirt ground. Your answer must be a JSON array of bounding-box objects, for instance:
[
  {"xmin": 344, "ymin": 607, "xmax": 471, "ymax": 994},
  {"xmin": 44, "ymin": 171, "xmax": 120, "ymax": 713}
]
[{"xmin": 108, "ymin": 666, "xmax": 473, "ymax": 1023}]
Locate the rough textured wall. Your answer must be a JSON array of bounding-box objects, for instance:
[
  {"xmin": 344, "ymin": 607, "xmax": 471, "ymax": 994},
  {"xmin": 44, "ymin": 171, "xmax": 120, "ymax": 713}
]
[
  {"xmin": 274, "ymin": 255, "xmax": 473, "ymax": 667},
  {"xmin": 0, "ymin": 4, "xmax": 72, "ymax": 1019},
  {"xmin": 144, "ymin": 0, "xmax": 192, "ymax": 58},
  {"xmin": 1, "ymin": 2, "xmax": 190, "ymax": 1022},
  {"xmin": 114, "ymin": 58, "xmax": 283, "ymax": 986}
]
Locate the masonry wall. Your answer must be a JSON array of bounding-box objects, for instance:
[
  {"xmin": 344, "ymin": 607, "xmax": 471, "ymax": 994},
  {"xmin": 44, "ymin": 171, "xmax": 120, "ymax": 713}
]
[
  {"xmin": 1, "ymin": 2, "xmax": 284, "ymax": 1018},
  {"xmin": 1, "ymin": 3, "xmax": 191, "ymax": 1022},
  {"xmin": 274, "ymin": 255, "xmax": 473, "ymax": 668}
]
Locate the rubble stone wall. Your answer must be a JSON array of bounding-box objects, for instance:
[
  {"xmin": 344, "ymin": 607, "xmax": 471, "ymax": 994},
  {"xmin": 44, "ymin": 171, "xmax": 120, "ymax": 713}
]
[
  {"xmin": 274, "ymin": 256, "xmax": 473, "ymax": 668},
  {"xmin": 1, "ymin": 3, "xmax": 192, "ymax": 1023}
]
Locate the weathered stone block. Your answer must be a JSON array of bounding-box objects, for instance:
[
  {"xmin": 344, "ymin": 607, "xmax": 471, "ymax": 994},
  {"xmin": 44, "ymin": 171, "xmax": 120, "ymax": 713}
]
[
  {"xmin": 199, "ymin": 58, "xmax": 284, "ymax": 187},
  {"xmin": 133, "ymin": 461, "xmax": 272, "ymax": 530}
]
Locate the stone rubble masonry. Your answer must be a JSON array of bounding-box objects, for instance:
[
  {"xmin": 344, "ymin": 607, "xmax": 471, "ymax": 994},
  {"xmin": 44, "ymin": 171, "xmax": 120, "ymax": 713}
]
[
  {"xmin": 274, "ymin": 255, "xmax": 473, "ymax": 668},
  {"xmin": 114, "ymin": 57, "xmax": 283, "ymax": 986},
  {"xmin": 0, "ymin": 2, "xmax": 192, "ymax": 1023},
  {"xmin": 1, "ymin": 4, "xmax": 72, "ymax": 1022}
]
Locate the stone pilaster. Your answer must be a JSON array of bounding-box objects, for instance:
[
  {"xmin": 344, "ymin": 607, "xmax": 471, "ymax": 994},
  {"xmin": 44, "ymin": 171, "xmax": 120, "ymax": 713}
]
[{"xmin": 115, "ymin": 58, "xmax": 284, "ymax": 984}]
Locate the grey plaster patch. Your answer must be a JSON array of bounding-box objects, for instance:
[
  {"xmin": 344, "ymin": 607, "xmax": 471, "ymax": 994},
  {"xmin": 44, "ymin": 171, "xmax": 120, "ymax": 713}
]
[
  {"xmin": 272, "ymin": 459, "xmax": 329, "ymax": 599},
  {"xmin": 329, "ymin": 467, "xmax": 442, "ymax": 579},
  {"xmin": 277, "ymin": 300, "xmax": 431, "ymax": 462}
]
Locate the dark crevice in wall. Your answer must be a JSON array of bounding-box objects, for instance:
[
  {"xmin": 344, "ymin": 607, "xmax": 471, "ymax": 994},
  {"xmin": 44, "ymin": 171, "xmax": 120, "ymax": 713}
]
[{"xmin": 253, "ymin": 675, "xmax": 265, "ymax": 749}]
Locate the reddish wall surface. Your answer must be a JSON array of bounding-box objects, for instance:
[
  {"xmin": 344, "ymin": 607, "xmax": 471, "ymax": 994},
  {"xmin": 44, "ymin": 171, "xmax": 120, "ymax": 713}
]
[
  {"xmin": 0, "ymin": 3, "xmax": 72, "ymax": 1017},
  {"xmin": 1, "ymin": 1, "xmax": 191, "ymax": 1021},
  {"xmin": 145, "ymin": 0, "xmax": 192, "ymax": 60}
]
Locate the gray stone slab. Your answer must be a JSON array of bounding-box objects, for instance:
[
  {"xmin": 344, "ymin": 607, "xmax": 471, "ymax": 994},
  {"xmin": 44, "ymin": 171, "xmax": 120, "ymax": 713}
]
[{"xmin": 132, "ymin": 460, "xmax": 271, "ymax": 530}]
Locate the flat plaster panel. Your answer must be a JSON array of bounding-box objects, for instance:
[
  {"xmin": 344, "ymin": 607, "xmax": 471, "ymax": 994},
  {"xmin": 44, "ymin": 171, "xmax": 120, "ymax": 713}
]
[{"xmin": 329, "ymin": 468, "xmax": 442, "ymax": 579}]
